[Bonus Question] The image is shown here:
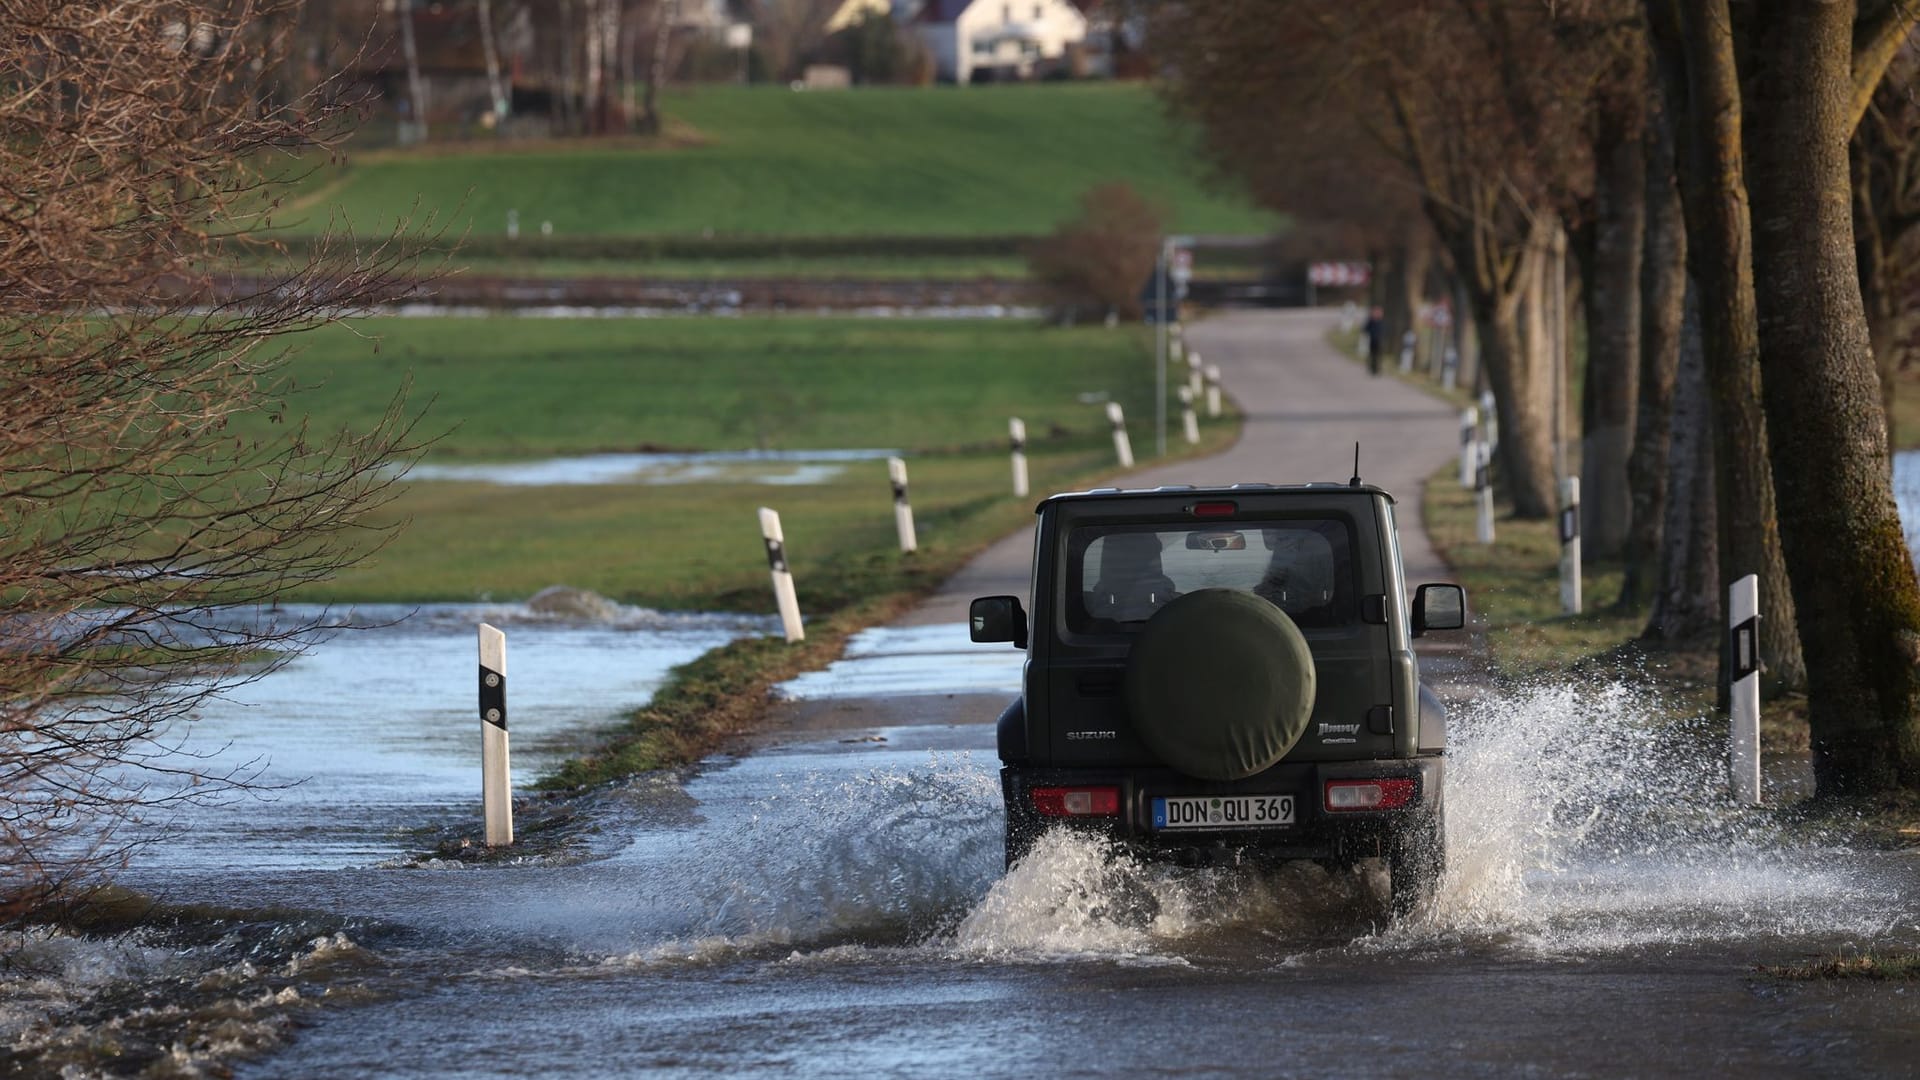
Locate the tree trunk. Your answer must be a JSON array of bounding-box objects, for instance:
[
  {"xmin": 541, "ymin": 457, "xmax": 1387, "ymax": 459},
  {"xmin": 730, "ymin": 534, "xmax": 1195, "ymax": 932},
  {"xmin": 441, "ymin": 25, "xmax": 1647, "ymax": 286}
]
[
  {"xmin": 1645, "ymin": 280, "xmax": 1721, "ymax": 644},
  {"xmin": 1744, "ymin": 0, "xmax": 1920, "ymax": 795},
  {"xmin": 1583, "ymin": 85, "xmax": 1648, "ymax": 562},
  {"xmin": 557, "ymin": 0, "xmax": 577, "ymax": 133},
  {"xmin": 397, "ymin": 0, "xmax": 428, "ymax": 143},
  {"xmin": 584, "ymin": 0, "xmax": 606, "ymax": 133},
  {"xmin": 1424, "ymin": 195, "xmax": 1558, "ymax": 518},
  {"xmin": 1852, "ymin": 134, "xmax": 1902, "ymax": 460},
  {"xmin": 1620, "ymin": 77, "xmax": 1686, "ymax": 612},
  {"xmin": 1461, "ymin": 235, "xmax": 1559, "ymax": 519},
  {"xmin": 641, "ymin": 0, "xmax": 676, "ymax": 136},
  {"xmin": 477, "ymin": 0, "xmax": 509, "ymax": 121},
  {"xmin": 1381, "ymin": 237, "xmax": 1430, "ymax": 366},
  {"xmin": 1666, "ymin": 0, "xmax": 1808, "ymax": 692}
]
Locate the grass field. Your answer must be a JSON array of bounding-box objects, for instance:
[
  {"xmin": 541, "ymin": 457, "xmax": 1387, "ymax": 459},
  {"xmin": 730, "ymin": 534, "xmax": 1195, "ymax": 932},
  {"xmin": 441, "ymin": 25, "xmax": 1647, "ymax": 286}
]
[
  {"xmin": 288, "ymin": 84, "xmax": 1276, "ymax": 240},
  {"xmin": 268, "ymin": 316, "xmax": 1232, "ymax": 607}
]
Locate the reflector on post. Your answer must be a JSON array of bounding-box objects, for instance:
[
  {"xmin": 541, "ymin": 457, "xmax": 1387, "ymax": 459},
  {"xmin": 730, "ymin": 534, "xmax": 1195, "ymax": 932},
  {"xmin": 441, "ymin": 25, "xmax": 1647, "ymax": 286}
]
[{"xmin": 478, "ymin": 622, "xmax": 512, "ymax": 847}]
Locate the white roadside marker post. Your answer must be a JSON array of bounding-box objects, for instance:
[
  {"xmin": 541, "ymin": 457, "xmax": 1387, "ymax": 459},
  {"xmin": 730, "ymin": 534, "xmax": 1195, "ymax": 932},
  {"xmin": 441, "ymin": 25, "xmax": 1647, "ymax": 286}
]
[
  {"xmin": 1729, "ymin": 574, "xmax": 1762, "ymax": 805},
  {"xmin": 1009, "ymin": 417, "xmax": 1030, "ymax": 498},
  {"xmin": 1107, "ymin": 401, "xmax": 1134, "ymax": 468},
  {"xmin": 758, "ymin": 507, "xmax": 804, "ymax": 642},
  {"xmin": 1559, "ymin": 476, "xmax": 1582, "ymax": 615},
  {"xmin": 1475, "ymin": 440, "xmax": 1496, "ymax": 544},
  {"xmin": 1459, "ymin": 406, "xmax": 1479, "ymax": 488},
  {"xmin": 1442, "ymin": 345, "xmax": 1459, "ymax": 391},
  {"xmin": 1204, "ymin": 364, "xmax": 1222, "ymax": 418},
  {"xmin": 1481, "ymin": 389, "xmax": 1499, "ymax": 455},
  {"xmin": 888, "ymin": 457, "xmax": 917, "ymax": 554},
  {"xmin": 1187, "ymin": 350, "xmax": 1204, "ymax": 399},
  {"xmin": 477, "ymin": 623, "xmax": 513, "ymax": 847},
  {"xmin": 1400, "ymin": 330, "xmax": 1416, "ymax": 373},
  {"xmin": 1178, "ymin": 387, "xmax": 1200, "ymax": 445}
]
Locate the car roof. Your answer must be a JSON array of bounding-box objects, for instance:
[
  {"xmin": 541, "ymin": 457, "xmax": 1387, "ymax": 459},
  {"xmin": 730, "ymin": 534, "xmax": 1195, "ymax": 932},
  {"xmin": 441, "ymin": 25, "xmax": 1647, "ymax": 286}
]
[{"xmin": 1034, "ymin": 482, "xmax": 1398, "ymax": 512}]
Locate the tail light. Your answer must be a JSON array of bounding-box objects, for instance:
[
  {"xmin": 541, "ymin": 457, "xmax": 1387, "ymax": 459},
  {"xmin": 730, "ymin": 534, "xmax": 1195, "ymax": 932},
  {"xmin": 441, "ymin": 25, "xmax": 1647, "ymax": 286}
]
[
  {"xmin": 1323, "ymin": 778, "xmax": 1416, "ymax": 812},
  {"xmin": 1031, "ymin": 786, "xmax": 1121, "ymax": 818}
]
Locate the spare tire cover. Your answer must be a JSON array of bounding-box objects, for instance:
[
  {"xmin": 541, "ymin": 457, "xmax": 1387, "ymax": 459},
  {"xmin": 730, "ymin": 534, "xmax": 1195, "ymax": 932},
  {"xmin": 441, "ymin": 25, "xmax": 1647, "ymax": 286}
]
[{"xmin": 1124, "ymin": 588, "xmax": 1317, "ymax": 781}]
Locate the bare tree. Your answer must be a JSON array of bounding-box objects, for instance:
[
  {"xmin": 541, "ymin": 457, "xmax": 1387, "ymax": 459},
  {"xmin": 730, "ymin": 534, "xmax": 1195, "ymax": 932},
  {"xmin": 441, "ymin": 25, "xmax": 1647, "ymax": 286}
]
[
  {"xmin": 753, "ymin": 0, "xmax": 845, "ymax": 82},
  {"xmin": 478, "ymin": 0, "xmax": 511, "ymax": 121},
  {"xmin": 1618, "ymin": 52, "xmax": 1687, "ymax": 612},
  {"xmin": 394, "ymin": 0, "xmax": 429, "ymax": 141},
  {"xmin": 0, "ymin": 1, "xmax": 430, "ymax": 916},
  {"xmin": 1850, "ymin": 37, "xmax": 1920, "ymax": 451},
  {"xmin": 1644, "ymin": 0, "xmax": 1807, "ymax": 692},
  {"xmin": 1165, "ymin": 1, "xmax": 1623, "ymax": 518},
  {"xmin": 1740, "ymin": 0, "xmax": 1920, "ymax": 793},
  {"xmin": 1578, "ymin": 34, "xmax": 1647, "ymax": 562}
]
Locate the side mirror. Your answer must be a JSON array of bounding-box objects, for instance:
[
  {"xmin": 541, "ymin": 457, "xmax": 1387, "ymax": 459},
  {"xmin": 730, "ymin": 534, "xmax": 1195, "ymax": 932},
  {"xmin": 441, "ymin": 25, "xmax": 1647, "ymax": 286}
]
[
  {"xmin": 1413, "ymin": 583, "xmax": 1466, "ymax": 636},
  {"xmin": 970, "ymin": 595, "xmax": 1028, "ymax": 649}
]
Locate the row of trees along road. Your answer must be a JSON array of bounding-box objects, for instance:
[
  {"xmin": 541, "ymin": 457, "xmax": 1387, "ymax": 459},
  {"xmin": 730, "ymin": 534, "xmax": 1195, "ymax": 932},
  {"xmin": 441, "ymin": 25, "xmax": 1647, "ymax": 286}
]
[
  {"xmin": 0, "ymin": 1, "xmax": 430, "ymax": 916},
  {"xmin": 1160, "ymin": 0, "xmax": 1920, "ymax": 799}
]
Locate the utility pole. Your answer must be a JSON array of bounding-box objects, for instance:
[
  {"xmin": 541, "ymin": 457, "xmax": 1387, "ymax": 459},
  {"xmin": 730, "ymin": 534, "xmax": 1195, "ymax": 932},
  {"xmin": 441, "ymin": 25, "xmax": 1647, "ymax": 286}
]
[{"xmin": 1155, "ymin": 236, "xmax": 1169, "ymax": 459}]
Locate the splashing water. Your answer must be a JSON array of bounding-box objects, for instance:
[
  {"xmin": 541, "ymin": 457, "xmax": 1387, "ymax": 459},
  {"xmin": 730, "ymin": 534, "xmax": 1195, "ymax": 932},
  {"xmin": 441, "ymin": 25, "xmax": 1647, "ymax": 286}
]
[
  {"xmin": 1407, "ymin": 681, "xmax": 1914, "ymax": 953},
  {"xmin": 571, "ymin": 680, "xmax": 1916, "ymax": 970}
]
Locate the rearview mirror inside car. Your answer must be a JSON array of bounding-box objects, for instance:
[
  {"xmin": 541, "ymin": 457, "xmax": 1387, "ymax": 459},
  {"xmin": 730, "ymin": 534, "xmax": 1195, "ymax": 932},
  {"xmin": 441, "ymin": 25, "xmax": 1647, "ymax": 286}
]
[
  {"xmin": 1185, "ymin": 529, "xmax": 1247, "ymax": 551},
  {"xmin": 1412, "ymin": 583, "xmax": 1466, "ymax": 635},
  {"xmin": 970, "ymin": 595, "xmax": 1028, "ymax": 649}
]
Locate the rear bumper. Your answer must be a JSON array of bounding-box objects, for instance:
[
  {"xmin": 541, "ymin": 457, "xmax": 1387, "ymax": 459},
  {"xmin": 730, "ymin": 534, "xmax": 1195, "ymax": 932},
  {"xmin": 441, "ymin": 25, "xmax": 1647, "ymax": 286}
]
[{"xmin": 1002, "ymin": 757, "xmax": 1443, "ymax": 863}]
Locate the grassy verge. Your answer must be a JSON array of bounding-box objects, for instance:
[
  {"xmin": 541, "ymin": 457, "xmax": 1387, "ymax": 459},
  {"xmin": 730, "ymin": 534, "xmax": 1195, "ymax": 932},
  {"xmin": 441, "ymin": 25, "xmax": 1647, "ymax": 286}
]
[
  {"xmin": 1423, "ymin": 463, "xmax": 1646, "ymax": 681},
  {"xmin": 1764, "ymin": 951, "xmax": 1920, "ymax": 981},
  {"xmin": 1422, "ymin": 461, "xmax": 1823, "ymax": 755},
  {"xmin": 535, "ymin": 594, "xmax": 908, "ymax": 790}
]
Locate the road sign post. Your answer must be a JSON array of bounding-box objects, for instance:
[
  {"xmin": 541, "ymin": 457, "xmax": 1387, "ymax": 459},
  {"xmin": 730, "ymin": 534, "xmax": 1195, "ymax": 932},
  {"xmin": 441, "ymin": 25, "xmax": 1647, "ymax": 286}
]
[
  {"xmin": 887, "ymin": 457, "xmax": 917, "ymax": 554},
  {"xmin": 1729, "ymin": 574, "xmax": 1762, "ymax": 805},
  {"xmin": 477, "ymin": 623, "xmax": 512, "ymax": 847},
  {"xmin": 759, "ymin": 507, "xmax": 804, "ymax": 642},
  {"xmin": 1559, "ymin": 477, "xmax": 1582, "ymax": 615},
  {"xmin": 1009, "ymin": 417, "xmax": 1029, "ymax": 498},
  {"xmin": 1107, "ymin": 402, "xmax": 1134, "ymax": 468}
]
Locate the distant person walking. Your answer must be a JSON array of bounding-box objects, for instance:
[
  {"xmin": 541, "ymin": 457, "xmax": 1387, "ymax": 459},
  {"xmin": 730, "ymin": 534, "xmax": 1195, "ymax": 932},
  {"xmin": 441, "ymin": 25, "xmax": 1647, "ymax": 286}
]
[{"xmin": 1363, "ymin": 306, "xmax": 1386, "ymax": 377}]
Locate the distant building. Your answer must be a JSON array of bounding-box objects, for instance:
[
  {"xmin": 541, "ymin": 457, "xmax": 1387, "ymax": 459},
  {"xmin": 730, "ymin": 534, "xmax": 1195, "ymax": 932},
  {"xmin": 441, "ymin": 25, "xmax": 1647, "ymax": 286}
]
[
  {"xmin": 825, "ymin": 0, "xmax": 894, "ymax": 34},
  {"xmin": 912, "ymin": 0, "xmax": 1088, "ymax": 84}
]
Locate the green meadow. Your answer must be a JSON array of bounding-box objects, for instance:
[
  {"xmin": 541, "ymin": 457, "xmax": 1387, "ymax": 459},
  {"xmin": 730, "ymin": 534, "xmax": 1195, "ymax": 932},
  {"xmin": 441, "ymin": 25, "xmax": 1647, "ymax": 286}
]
[
  {"xmin": 265, "ymin": 316, "xmax": 1234, "ymax": 608},
  {"xmin": 289, "ymin": 83, "xmax": 1274, "ymax": 240}
]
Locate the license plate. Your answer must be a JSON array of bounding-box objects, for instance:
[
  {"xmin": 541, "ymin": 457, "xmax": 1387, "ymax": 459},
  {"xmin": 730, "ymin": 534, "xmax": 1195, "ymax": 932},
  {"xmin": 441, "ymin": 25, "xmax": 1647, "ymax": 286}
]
[{"xmin": 1153, "ymin": 795, "xmax": 1294, "ymax": 831}]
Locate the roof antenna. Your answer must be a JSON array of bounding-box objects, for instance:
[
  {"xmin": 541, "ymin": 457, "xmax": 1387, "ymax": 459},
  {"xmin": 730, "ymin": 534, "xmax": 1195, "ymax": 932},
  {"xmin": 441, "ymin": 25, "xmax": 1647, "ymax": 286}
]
[{"xmin": 1349, "ymin": 442, "xmax": 1363, "ymax": 487}]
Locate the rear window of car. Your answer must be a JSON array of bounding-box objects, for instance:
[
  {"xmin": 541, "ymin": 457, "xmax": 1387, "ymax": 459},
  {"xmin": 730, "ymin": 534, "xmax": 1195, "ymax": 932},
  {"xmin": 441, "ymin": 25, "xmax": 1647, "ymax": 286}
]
[{"xmin": 1065, "ymin": 518, "xmax": 1355, "ymax": 634}]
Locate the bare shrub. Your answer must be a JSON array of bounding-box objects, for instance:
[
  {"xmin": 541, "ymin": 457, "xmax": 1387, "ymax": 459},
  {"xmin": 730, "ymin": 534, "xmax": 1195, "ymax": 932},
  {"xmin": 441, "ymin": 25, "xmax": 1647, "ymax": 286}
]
[
  {"xmin": 1026, "ymin": 184, "xmax": 1168, "ymax": 323},
  {"xmin": 0, "ymin": 1, "xmax": 434, "ymax": 917}
]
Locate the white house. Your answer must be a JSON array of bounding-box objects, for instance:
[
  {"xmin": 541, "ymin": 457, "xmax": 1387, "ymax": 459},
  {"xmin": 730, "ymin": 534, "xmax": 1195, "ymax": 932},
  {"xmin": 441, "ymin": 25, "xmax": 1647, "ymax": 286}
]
[{"xmin": 913, "ymin": 0, "xmax": 1087, "ymax": 84}]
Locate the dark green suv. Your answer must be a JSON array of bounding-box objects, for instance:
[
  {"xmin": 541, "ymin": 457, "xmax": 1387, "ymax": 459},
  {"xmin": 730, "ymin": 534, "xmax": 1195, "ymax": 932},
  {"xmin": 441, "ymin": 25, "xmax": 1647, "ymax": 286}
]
[{"xmin": 969, "ymin": 483, "xmax": 1466, "ymax": 914}]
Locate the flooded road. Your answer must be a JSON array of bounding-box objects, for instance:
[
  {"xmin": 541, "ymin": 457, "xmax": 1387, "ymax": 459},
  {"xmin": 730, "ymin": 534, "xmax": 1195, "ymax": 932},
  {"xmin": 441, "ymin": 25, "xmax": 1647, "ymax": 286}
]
[
  {"xmin": 10, "ymin": 311, "xmax": 1920, "ymax": 1077},
  {"xmin": 18, "ymin": 616, "xmax": 1907, "ymax": 1078}
]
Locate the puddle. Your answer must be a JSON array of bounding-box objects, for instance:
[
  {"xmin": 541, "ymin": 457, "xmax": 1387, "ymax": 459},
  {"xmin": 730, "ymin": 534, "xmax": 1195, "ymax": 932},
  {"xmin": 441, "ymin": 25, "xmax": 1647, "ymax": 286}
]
[
  {"xmin": 774, "ymin": 624, "xmax": 1024, "ymax": 700},
  {"xmin": 403, "ymin": 448, "xmax": 898, "ymax": 488},
  {"xmin": 115, "ymin": 601, "xmax": 765, "ymax": 873}
]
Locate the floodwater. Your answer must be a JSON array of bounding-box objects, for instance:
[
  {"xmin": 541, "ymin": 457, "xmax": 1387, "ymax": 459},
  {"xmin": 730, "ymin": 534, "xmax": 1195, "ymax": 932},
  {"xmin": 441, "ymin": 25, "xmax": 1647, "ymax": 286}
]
[
  {"xmin": 403, "ymin": 449, "xmax": 899, "ymax": 489},
  {"xmin": 9, "ymin": 609, "xmax": 1920, "ymax": 1076}
]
